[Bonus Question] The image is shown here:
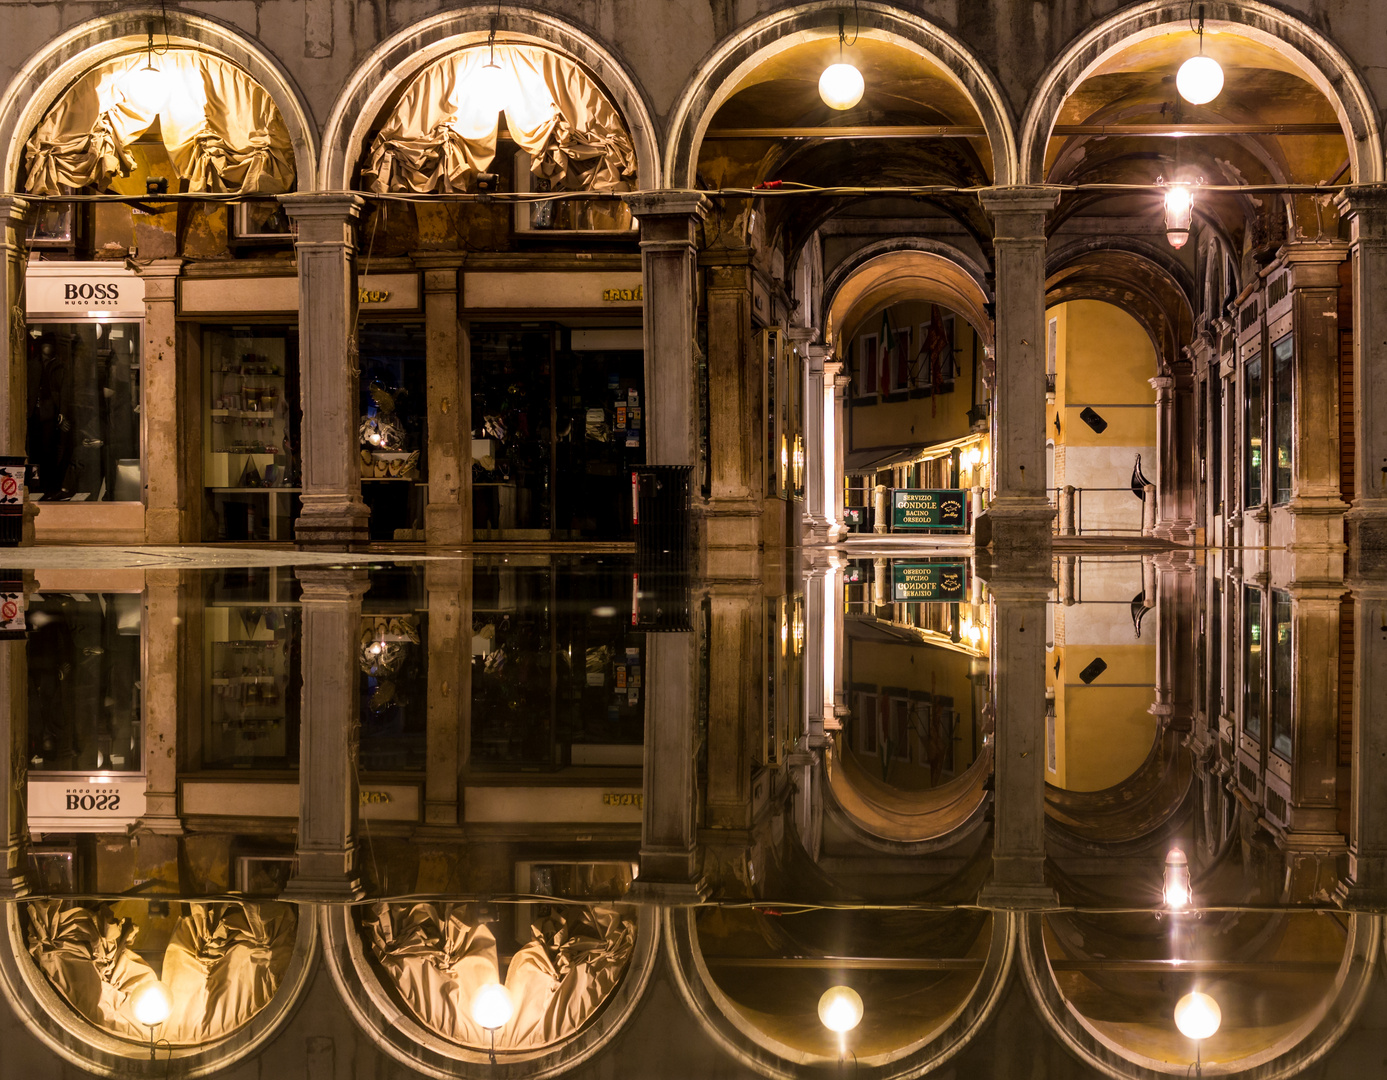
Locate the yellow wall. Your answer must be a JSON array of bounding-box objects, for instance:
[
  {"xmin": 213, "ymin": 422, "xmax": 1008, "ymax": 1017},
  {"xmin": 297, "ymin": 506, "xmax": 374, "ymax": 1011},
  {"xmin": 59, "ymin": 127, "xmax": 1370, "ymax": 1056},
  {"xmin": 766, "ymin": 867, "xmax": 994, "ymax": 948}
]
[
  {"xmin": 850, "ymin": 301, "xmax": 979, "ymax": 451},
  {"xmin": 1047, "ymin": 299, "xmax": 1158, "ymax": 451},
  {"xmin": 1047, "ymin": 643, "xmax": 1158, "ymax": 792}
]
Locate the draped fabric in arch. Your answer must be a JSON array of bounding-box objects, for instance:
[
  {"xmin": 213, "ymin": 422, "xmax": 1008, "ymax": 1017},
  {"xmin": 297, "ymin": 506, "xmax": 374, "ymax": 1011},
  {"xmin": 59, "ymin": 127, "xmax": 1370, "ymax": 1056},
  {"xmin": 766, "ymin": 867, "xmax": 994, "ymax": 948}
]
[
  {"xmin": 361, "ymin": 44, "xmax": 637, "ymax": 195},
  {"xmin": 24, "ymin": 900, "xmax": 297, "ymax": 1044},
  {"xmin": 363, "ymin": 902, "xmax": 636, "ymax": 1049},
  {"xmin": 23, "ymin": 48, "xmax": 296, "ymax": 195}
]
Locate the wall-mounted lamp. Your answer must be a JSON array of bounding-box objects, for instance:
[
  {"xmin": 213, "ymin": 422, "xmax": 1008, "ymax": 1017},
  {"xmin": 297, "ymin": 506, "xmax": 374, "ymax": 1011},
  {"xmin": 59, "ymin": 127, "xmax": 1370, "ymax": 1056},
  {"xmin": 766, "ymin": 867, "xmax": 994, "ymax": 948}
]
[
  {"xmin": 1177, "ymin": 6, "xmax": 1224, "ymax": 105},
  {"xmin": 819, "ymin": 13, "xmax": 864, "ymax": 110}
]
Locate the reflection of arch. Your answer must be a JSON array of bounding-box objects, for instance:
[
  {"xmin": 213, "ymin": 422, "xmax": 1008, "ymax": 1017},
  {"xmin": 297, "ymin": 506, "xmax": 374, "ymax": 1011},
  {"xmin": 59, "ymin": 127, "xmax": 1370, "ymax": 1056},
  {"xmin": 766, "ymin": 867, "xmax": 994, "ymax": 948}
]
[
  {"xmin": 0, "ymin": 901, "xmax": 317, "ymax": 1077},
  {"xmin": 0, "ymin": 7, "xmax": 316, "ymax": 192},
  {"xmin": 1045, "ymin": 729, "xmax": 1193, "ymax": 848},
  {"xmin": 1018, "ymin": 0, "xmax": 1383, "ymax": 185},
  {"xmin": 664, "ymin": 2, "xmax": 1018, "ymax": 188},
  {"xmin": 319, "ymin": 6, "xmax": 660, "ymax": 191},
  {"xmin": 321, "ymin": 903, "xmax": 659, "ymax": 1079},
  {"xmin": 666, "ymin": 905, "xmax": 1015, "ymax": 1079},
  {"xmin": 1019, "ymin": 911, "xmax": 1380, "ymax": 1079},
  {"xmin": 824, "ymin": 243, "xmax": 995, "ymax": 351}
]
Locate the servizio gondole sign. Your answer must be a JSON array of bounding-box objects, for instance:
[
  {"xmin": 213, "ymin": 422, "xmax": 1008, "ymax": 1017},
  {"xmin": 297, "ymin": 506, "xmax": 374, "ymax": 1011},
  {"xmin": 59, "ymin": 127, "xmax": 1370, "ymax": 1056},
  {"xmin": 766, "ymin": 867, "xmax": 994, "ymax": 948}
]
[
  {"xmin": 891, "ymin": 488, "xmax": 966, "ymax": 530},
  {"xmin": 27, "ymin": 778, "xmax": 146, "ymax": 833},
  {"xmin": 891, "ymin": 562, "xmax": 968, "ymax": 603}
]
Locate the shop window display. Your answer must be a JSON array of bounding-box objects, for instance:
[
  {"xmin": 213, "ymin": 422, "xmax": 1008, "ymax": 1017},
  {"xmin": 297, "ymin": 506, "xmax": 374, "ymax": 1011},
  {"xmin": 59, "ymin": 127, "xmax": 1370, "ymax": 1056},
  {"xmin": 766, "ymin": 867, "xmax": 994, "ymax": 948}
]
[
  {"xmin": 203, "ymin": 326, "xmax": 301, "ymax": 541},
  {"xmin": 26, "ymin": 591, "xmax": 142, "ymax": 773},
  {"xmin": 26, "ymin": 322, "xmax": 141, "ymax": 502},
  {"xmin": 358, "ymin": 324, "xmax": 426, "ymax": 541}
]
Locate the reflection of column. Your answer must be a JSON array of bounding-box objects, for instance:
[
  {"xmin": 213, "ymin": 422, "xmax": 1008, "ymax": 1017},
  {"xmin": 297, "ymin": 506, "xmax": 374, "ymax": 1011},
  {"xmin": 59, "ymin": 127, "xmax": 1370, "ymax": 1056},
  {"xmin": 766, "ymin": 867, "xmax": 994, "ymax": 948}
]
[
  {"xmin": 827, "ymin": 361, "xmax": 849, "ymax": 540},
  {"xmin": 801, "ymin": 560, "xmax": 826, "ymax": 746},
  {"xmin": 282, "ymin": 194, "xmax": 370, "ymax": 547},
  {"xmin": 142, "ymin": 259, "xmax": 186, "ymax": 543},
  {"xmin": 0, "ymin": 601, "xmax": 28, "ymax": 897},
  {"xmin": 705, "ymin": 250, "xmax": 762, "ymax": 550},
  {"xmin": 424, "ymin": 563, "xmax": 470, "ymax": 827},
  {"xmin": 631, "ymin": 629, "xmax": 704, "ymax": 900},
  {"xmin": 418, "ymin": 256, "xmax": 469, "ymax": 544},
  {"xmin": 626, "ymin": 192, "xmax": 710, "ymax": 469},
  {"xmin": 1149, "ymin": 553, "xmax": 1195, "ymax": 731},
  {"xmin": 802, "ymin": 344, "xmax": 830, "ymax": 539},
  {"xmin": 1282, "ymin": 586, "xmax": 1346, "ymax": 852},
  {"xmin": 1337, "ymin": 577, "xmax": 1387, "ymax": 906},
  {"xmin": 0, "ymin": 196, "xmax": 34, "ymax": 543},
  {"xmin": 978, "ymin": 569, "xmax": 1055, "ymax": 907},
  {"xmin": 1334, "ymin": 189, "xmax": 1387, "ymax": 558},
  {"xmin": 141, "ymin": 570, "xmax": 183, "ymax": 834},
  {"xmin": 826, "ymin": 557, "xmax": 846, "ymax": 727},
  {"xmin": 284, "ymin": 568, "xmax": 368, "ymax": 901},
  {"xmin": 979, "ymin": 188, "xmax": 1060, "ymax": 555},
  {"xmin": 1150, "ymin": 370, "xmax": 1196, "ymax": 543},
  {"xmin": 705, "ymin": 584, "xmax": 761, "ymax": 829}
]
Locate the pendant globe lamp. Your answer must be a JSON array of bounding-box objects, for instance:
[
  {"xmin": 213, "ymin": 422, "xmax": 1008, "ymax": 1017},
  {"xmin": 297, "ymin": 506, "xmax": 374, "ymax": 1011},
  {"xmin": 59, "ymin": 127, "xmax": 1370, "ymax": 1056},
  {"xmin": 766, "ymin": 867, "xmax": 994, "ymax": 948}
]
[{"xmin": 819, "ymin": 13, "xmax": 864, "ymax": 111}]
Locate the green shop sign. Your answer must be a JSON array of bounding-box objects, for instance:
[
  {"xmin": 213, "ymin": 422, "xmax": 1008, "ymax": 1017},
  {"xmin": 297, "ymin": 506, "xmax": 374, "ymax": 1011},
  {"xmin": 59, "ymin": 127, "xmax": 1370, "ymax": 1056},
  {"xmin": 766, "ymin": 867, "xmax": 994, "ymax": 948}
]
[
  {"xmin": 890, "ymin": 488, "xmax": 966, "ymax": 530},
  {"xmin": 891, "ymin": 562, "xmax": 968, "ymax": 603}
]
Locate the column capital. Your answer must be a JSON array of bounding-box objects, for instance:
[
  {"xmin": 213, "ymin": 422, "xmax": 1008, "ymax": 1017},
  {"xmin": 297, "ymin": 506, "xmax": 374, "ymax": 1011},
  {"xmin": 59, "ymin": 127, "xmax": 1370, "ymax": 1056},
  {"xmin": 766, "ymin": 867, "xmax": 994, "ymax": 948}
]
[
  {"xmin": 1334, "ymin": 185, "xmax": 1387, "ymax": 234},
  {"xmin": 1149, "ymin": 373, "xmax": 1175, "ymax": 394},
  {"xmin": 979, "ymin": 185, "xmax": 1063, "ymax": 224},
  {"xmin": 624, "ymin": 189, "xmax": 711, "ymax": 222},
  {"xmin": 295, "ymin": 566, "xmax": 371, "ymax": 603},
  {"xmin": 280, "ymin": 191, "xmax": 365, "ymax": 221},
  {"xmin": 0, "ymin": 195, "xmax": 29, "ymax": 225},
  {"xmin": 785, "ymin": 325, "xmax": 819, "ymax": 347}
]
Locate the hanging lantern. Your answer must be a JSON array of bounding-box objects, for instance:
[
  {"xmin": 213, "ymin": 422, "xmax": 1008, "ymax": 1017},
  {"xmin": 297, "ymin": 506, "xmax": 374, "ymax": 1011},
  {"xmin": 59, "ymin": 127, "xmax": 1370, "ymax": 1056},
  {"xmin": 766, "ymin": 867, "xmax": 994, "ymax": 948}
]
[
  {"xmin": 819, "ymin": 13, "xmax": 864, "ymax": 110},
  {"xmin": 1177, "ymin": 5, "xmax": 1224, "ymax": 104},
  {"xmin": 1162, "ymin": 846, "xmax": 1193, "ymax": 910},
  {"xmin": 1161, "ymin": 180, "xmax": 1195, "ymax": 249},
  {"xmin": 122, "ymin": 22, "xmax": 169, "ymax": 114}
]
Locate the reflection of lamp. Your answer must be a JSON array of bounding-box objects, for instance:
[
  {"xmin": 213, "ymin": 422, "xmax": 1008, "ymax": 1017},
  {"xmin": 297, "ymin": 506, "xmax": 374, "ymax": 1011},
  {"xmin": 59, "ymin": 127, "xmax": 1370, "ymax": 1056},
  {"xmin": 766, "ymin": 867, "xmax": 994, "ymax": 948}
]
[
  {"xmin": 133, "ymin": 981, "xmax": 171, "ymax": 1059},
  {"xmin": 818, "ymin": 985, "xmax": 863, "ymax": 1058},
  {"xmin": 1177, "ymin": 6, "xmax": 1224, "ymax": 105},
  {"xmin": 819, "ymin": 14, "xmax": 864, "ymax": 110},
  {"xmin": 1163, "ymin": 847, "xmax": 1192, "ymax": 910},
  {"xmin": 471, "ymin": 982, "xmax": 513, "ymax": 1065},
  {"xmin": 1174, "ymin": 990, "xmax": 1221, "ymax": 1076},
  {"xmin": 1161, "ymin": 180, "xmax": 1195, "ymax": 249}
]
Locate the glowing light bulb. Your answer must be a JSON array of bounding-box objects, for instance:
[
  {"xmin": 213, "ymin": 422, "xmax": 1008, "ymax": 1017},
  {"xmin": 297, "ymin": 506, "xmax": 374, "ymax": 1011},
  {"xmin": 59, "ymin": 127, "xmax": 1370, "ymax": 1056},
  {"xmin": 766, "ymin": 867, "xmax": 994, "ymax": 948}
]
[
  {"xmin": 471, "ymin": 982, "xmax": 513, "ymax": 1030},
  {"xmin": 470, "ymin": 61, "xmax": 510, "ymax": 118},
  {"xmin": 817, "ymin": 985, "xmax": 863, "ymax": 1033},
  {"xmin": 819, "ymin": 62, "xmax": 864, "ymax": 110},
  {"xmin": 124, "ymin": 62, "xmax": 169, "ymax": 114},
  {"xmin": 1177, "ymin": 54, "xmax": 1224, "ymax": 105},
  {"xmin": 133, "ymin": 982, "xmax": 171, "ymax": 1027},
  {"xmin": 1174, "ymin": 991, "xmax": 1221, "ymax": 1040},
  {"xmin": 1163, "ymin": 847, "xmax": 1193, "ymax": 910},
  {"xmin": 1163, "ymin": 184, "xmax": 1195, "ymax": 249}
]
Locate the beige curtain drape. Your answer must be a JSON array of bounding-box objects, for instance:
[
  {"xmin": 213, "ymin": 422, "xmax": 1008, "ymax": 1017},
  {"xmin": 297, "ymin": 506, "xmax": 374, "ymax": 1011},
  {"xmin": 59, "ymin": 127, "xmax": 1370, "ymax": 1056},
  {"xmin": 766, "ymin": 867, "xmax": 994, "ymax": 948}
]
[
  {"xmin": 361, "ymin": 44, "xmax": 637, "ymax": 195},
  {"xmin": 24, "ymin": 48, "xmax": 296, "ymax": 195},
  {"xmin": 25, "ymin": 900, "xmax": 297, "ymax": 1044},
  {"xmin": 364, "ymin": 902, "xmax": 636, "ymax": 1049}
]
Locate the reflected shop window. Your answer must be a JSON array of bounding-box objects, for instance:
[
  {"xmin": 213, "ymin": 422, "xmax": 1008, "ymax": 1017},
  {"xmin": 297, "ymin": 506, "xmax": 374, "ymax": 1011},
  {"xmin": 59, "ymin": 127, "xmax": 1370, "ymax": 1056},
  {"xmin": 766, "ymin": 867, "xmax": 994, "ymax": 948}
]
[
  {"xmin": 26, "ymin": 322, "xmax": 142, "ymax": 503},
  {"xmin": 358, "ymin": 567, "xmax": 427, "ymax": 772}
]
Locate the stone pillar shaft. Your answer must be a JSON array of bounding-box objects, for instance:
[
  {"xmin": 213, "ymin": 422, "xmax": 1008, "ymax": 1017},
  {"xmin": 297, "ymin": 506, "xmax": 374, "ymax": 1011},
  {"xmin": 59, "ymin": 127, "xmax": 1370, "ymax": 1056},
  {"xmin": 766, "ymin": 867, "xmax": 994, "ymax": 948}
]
[
  {"xmin": 803, "ymin": 345, "xmax": 830, "ymax": 538},
  {"xmin": 827, "ymin": 362, "xmax": 848, "ymax": 540},
  {"xmin": 424, "ymin": 563, "xmax": 469, "ymax": 827},
  {"xmin": 141, "ymin": 259, "xmax": 186, "ymax": 543},
  {"xmin": 281, "ymin": 193, "xmax": 369, "ymax": 546},
  {"xmin": 1150, "ymin": 370, "xmax": 1196, "ymax": 542},
  {"xmin": 979, "ymin": 187, "xmax": 1060, "ymax": 553},
  {"xmin": 141, "ymin": 570, "xmax": 183, "ymax": 834},
  {"xmin": 1338, "ymin": 583, "xmax": 1387, "ymax": 905},
  {"xmin": 1283, "ymin": 589, "xmax": 1344, "ymax": 846},
  {"xmin": 419, "ymin": 260, "xmax": 469, "ymax": 544},
  {"xmin": 705, "ymin": 585, "xmax": 761, "ymax": 829},
  {"xmin": 284, "ymin": 568, "xmax": 368, "ymax": 901},
  {"xmin": 0, "ymin": 628, "xmax": 28, "ymax": 897},
  {"xmin": 626, "ymin": 192, "xmax": 710, "ymax": 468}
]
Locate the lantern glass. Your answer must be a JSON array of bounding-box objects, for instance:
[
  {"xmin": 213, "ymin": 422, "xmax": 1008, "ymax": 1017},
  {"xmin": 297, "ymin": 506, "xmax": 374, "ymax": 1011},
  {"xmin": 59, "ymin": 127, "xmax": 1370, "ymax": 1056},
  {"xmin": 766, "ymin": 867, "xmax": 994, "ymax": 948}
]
[
  {"xmin": 819, "ymin": 62, "xmax": 865, "ymax": 110},
  {"xmin": 818, "ymin": 985, "xmax": 864, "ymax": 1033},
  {"xmin": 1177, "ymin": 55, "xmax": 1225, "ymax": 105},
  {"xmin": 1174, "ymin": 991, "xmax": 1221, "ymax": 1040}
]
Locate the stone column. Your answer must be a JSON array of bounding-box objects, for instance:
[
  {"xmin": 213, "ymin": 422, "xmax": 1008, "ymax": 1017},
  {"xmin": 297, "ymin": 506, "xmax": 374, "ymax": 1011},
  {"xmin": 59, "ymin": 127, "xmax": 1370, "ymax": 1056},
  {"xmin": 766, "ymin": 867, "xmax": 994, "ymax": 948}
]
[
  {"xmin": 1282, "ymin": 245, "xmax": 1351, "ymax": 556},
  {"xmin": 140, "ymin": 570, "xmax": 183, "ymax": 834},
  {"xmin": 0, "ymin": 196, "xmax": 35, "ymax": 544},
  {"xmin": 416, "ymin": 255, "xmax": 469, "ymax": 545},
  {"xmin": 281, "ymin": 194, "xmax": 370, "ymax": 547},
  {"xmin": 977, "ymin": 567, "xmax": 1056, "ymax": 907},
  {"xmin": 630, "ymin": 628, "xmax": 705, "ymax": 901},
  {"xmin": 704, "ymin": 583, "xmax": 761, "ymax": 830},
  {"xmin": 626, "ymin": 192, "xmax": 710, "ymax": 469},
  {"xmin": 704, "ymin": 249, "xmax": 762, "ymax": 551},
  {"xmin": 1149, "ymin": 553, "xmax": 1195, "ymax": 731},
  {"xmin": 0, "ymin": 596, "xmax": 28, "ymax": 898},
  {"xmin": 423, "ymin": 562, "xmax": 470, "ymax": 827},
  {"xmin": 801, "ymin": 558, "xmax": 827, "ymax": 747},
  {"xmin": 802, "ymin": 344, "xmax": 830, "ymax": 540},
  {"xmin": 283, "ymin": 568, "xmax": 369, "ymax": 902},
  {"xmin": 1281, "ymin": 586, "xmax": 1346, "ymax": 852},
  {"xmin": 978, "ymin": 188, "xmax": 1061, "ymax": 556},
  {"xmin": 1150, "ymin": 368, "xmax": 1196, "ymax": 543},
  {"xmin": 1333, "ymin": 188, "xmax": 1387, "ymax": 562},
  {"xmin": 827, "ymin": 361, "xmax": 849, "ymax": 540},
  {"xmin": 141, "ymin": 259, "xmax": 186, "ymax": 543},
  {"xmin": 1337, "ymin": 575, "xmax": 1387, "ymax": 906}
]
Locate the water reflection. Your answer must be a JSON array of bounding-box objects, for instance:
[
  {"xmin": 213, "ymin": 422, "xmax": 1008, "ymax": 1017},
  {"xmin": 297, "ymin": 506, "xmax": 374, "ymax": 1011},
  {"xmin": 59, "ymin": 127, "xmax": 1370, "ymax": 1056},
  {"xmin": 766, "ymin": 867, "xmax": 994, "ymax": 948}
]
[{"xmin": 0, "ymin": 551, "xmax": 1381, "ymax": 1075}]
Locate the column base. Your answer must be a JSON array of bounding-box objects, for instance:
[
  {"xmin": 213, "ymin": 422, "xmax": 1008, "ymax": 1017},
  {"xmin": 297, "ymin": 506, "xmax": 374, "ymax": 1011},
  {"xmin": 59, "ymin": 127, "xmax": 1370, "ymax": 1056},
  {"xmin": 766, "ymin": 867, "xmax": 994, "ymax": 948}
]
[
  {"xmin": 1346, "ymin": 505, "xmax": 1387, "ymax": 572},
  {"xmin": 628, "ymin": 877, "xmax": 710, "ymax": 905},
  {"xmin": 0, "ymin": 875, "xmax": 29, "ymax": 900},
  {"xmin": 976, "ymin": 499, "xmax": 1054, "ymax": 559},
  {"xmin": 802, "ymin": 515, "xmax": 832, "ymax": 544},
  {"xmin": 295, "ymin": 496, "xmax": 371, "ymax": 548},
  {"xmin": 977, "ymin": 881, "xmax": 1057, "ymax": 910},
  {"xmin": 424, "ymin": 502, "xmax": 466, "ymax": 546},
  {"xmin": 281, "ymin": 874, "xmax": 365, "ymax": 903},
  {"xmin": 705, "ymin": 499, "xmax": 762, "ymax": 549},
  {"xmin": 1335, "ymin": 854, "xmax": 1387, "ymax": 909},
  {"xmin": 1153, "ymin": 519, "xmax": 1195, "ymax": 544}
]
